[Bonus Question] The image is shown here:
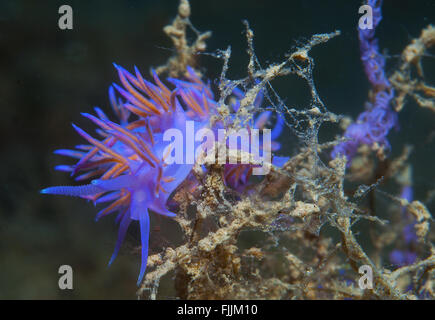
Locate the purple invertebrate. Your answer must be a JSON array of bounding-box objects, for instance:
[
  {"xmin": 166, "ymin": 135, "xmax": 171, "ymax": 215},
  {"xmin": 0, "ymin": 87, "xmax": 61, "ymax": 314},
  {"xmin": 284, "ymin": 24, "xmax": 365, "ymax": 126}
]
[
  {"xmin": 331, "ymin": 0, "xmax": 398, "ymax": 164},
  {"xmin": 389, "ymin": 185, "xmax": 418, "ymax": 267},
  {"xmin": 41, "ymin": 64, "xmax": 286, "ymax": 284}
]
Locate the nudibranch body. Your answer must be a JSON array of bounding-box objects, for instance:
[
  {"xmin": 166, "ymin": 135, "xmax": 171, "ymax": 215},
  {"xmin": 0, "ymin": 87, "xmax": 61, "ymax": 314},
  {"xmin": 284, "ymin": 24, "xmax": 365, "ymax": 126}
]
[
  {"xmin": 331, "ymin": 0, "xmax": 398, "ymax": 164},
  {"xmin": 42, "ymin": 64, "xmax": 286, "ymax": 284}
]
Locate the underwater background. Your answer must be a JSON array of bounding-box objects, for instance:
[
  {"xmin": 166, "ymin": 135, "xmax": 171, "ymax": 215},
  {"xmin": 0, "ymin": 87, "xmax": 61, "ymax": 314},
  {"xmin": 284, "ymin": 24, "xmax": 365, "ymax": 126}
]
[{"xmin": 0, "ymin": 0, "xmax": 434, "ymax": 299}]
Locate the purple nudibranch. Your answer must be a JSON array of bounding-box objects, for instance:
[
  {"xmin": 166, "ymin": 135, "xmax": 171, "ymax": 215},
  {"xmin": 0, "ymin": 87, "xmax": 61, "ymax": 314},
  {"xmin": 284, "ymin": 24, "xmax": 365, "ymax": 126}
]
[{"xmin": 41, "ymin": 65, "xmax": 287, "ymax": 285}]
